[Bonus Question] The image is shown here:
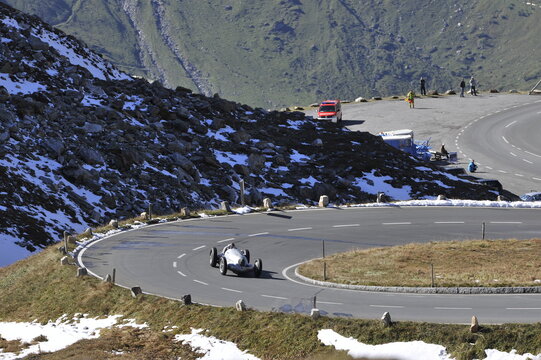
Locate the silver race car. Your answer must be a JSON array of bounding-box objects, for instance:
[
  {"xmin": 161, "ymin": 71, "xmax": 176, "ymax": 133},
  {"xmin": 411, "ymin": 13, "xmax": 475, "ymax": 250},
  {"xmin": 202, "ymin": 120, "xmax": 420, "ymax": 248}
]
[{"xmin": 209, "ymin": 243, "xmax": 262, "ymax": 277}]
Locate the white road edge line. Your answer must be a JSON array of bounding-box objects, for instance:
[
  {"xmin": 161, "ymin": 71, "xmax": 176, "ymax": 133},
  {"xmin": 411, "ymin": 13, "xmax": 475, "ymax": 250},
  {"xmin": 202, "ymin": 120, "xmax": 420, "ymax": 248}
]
[
  {"xmin": 533, "ymin": 177, "xmax": 541, "ymax": 181},
  {"xmin": 261, "ymin": 294, "xmax": 288, "ymax": 300},
  {"xmin": 434, "ymin": 307, "xmax": 472, "ymax": 310},
  {"xmin": 217, "ymin": 237, "xmax": 235, "ymax": 243},
  {"xmin": 173, "ymin": 261, "xmax": 177, "ymax": 268},
  {"xmin": 248, "ymin": 232, "xmax": 269, "ymax": 237},
  {"xmin": 382, "ymin": 222, "xmax": 412, "ymax": 225},
  {"xmin": 288, "ymin": 227, "xmax": 313, "ymax": 232},
  {"xmin": 502, "ymin": 136, "xmax": 509, "ymax": 144},
  {"xmin": 510, "ymin": 152, "xmax": 517, "ymax": 157},
  {"xmin": 505, "ymin": 120, "xmax": 517, "ymax": 128},
  {"xmin": 332, "ymin": 224, "xmax": 360, "ymax": 228},
  {"xmin": 221, "ymin": 287, "xmax": 243, "ymax": 293},
  {"xmin": 489, "ymin": 221, "xmax": 522, "ymax": 224},
  {"xmin": 177, "ymin": 253, "xmax": 186, "ymax": 259},
  {"xmin": 370, "ymin": 305, "xmax": 404, "ymax": 308},
  {"xmin": 507, "ymin": 308, "xmax": 541, "ymax": 310},
  {"xmin": 434, "ymin": 221, "xmax": 465, "ymax": 224},
  {"xmin": 193, "ymin": 279, "xmax": 208, "ymax": 286},
  {"xmin": 177, "ymin": 271, "xmax": 186, "ymax": 277},
  {"xmin": 192, "ymin": 245, "xmax": 206, "ymax": 251},
  {"xmin": 523, "ymin": 159, "xmax": 533, "ymax": 164}
]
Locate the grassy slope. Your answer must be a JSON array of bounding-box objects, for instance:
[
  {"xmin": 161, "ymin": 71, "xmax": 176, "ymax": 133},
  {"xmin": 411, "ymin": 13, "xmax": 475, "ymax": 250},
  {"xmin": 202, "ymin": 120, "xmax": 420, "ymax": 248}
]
[
  {"xmin": 299, "ymin": 239, "xmax": 541, "ymax": 287},
  {"xmin": 0, "ymin": 235, "xmax": 541, "ymax": 359},
  {"xmin": 3, "ymin": 0, "xmax": 541, "ymax": 107}
]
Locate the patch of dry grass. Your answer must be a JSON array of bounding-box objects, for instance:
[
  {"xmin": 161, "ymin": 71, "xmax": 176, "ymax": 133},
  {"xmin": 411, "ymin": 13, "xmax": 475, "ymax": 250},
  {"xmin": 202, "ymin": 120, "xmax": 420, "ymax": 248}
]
[{"xmin": 298, "ymin": 239, "xmax": 541, "ymax": 287}]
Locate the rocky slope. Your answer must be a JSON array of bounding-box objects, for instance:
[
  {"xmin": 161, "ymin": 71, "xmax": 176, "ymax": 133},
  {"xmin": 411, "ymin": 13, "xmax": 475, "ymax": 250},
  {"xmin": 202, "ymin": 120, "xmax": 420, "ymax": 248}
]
[
  {"xmin": 0, "ymin": 2, "xmax": 504, "ymax": 256},
  {"xmin": 2, "ymin": 0, "xmax": 541, "ymax": 107}
]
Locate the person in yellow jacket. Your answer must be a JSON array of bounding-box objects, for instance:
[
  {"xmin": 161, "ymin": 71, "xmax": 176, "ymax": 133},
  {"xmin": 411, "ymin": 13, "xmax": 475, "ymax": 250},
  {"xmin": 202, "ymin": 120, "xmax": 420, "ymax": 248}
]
[{"xmin": 406, "ymin": 90, "xmax": 415, "ymax": 108}]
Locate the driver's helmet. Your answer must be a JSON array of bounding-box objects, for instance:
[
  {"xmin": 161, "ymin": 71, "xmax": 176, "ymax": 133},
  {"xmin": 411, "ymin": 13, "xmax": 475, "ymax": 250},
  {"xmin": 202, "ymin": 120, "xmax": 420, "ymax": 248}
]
[{"xmin": 230, "ymin": 243, "xmax": 236, "ymax": 248}]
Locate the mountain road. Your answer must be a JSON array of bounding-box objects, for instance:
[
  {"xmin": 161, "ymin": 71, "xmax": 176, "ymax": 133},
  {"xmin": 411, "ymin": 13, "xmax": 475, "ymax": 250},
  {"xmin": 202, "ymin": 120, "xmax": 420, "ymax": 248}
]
[{"xmin": 79, "ymin": 93, "xmax": 541, "ymax": 324}]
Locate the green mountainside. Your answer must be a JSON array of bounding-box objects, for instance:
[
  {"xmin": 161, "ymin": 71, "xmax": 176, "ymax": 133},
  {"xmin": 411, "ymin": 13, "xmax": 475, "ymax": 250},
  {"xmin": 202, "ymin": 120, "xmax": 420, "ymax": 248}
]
[{"xmin": 3, "ymin": 0, "xmax": 541, "ymax": 107}]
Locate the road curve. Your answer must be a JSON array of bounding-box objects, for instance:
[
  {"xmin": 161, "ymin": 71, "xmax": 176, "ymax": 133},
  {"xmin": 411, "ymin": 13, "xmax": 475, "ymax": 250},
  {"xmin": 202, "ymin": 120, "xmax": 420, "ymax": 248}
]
[
  {"xmin": 79, "ymin": 206, "xmax": 541, "ymax": 324},
  {"xmin": 456, "ymin": 99, "xmax": 541, "ymax": 195}
]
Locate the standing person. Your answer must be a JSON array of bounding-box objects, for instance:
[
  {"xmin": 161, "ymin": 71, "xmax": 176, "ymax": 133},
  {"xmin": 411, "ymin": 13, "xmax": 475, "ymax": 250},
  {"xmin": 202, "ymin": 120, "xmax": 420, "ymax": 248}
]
[
  {"xmin": 469, "ymin": 76, "xmax": 477, "ymax": 96},
  {"xmin": 406, "ymin": 90, "xmax": 415, "ymax": 108},
  {"xmin": 420, "ymin": 77, "xmax": 426, "ymax": 96},
  {"xmin": 459, "ymin": 78, "xmax": 466, "ymax": 97}
]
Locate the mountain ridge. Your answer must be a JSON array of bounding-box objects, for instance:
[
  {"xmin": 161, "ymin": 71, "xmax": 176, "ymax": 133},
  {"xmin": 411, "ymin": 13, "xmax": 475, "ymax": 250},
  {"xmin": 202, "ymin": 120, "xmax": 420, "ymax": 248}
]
[{"xmin": 2, "ymin": 0, "xmax": 541, "ymax": 107}]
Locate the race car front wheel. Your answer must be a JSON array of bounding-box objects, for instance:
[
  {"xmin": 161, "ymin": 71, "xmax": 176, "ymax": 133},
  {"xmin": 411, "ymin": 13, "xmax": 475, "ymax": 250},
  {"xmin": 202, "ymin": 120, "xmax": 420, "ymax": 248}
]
[{"xmin": 219, "ymin": 257, "xmax": 228, "ymax": 275}]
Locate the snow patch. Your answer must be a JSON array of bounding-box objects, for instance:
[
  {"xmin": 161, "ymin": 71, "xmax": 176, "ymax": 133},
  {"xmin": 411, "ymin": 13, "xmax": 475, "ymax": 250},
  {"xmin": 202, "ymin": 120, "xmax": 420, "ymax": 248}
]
[{"xmin": 175, "ymin": 328, "xmax": 260, "ymax": 360}]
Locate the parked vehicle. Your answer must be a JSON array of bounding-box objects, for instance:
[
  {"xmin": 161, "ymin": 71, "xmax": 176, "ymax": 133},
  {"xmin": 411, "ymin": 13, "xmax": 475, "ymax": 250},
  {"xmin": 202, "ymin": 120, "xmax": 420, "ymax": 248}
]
[
  {"xmin": 317, "ymin": 100, "xmax": 342, "ymax": 123},
  {"xmin": 209, "ymin": 243, "xmax": 262, "ymax": 277},
  {"xmin": 520, "ymin": 192, "xmax": 541, "ymax": 201}
]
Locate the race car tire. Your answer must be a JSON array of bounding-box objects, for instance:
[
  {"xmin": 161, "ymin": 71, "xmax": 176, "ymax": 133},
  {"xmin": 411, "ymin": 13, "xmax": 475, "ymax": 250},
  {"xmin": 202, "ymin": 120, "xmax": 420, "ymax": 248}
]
[
  {"xmin": 219, "ymin": 257, "xmax": 228, "ymax": 275},
  {"xmin": 254, "ymin": 258, "xmax": 262, "ymax": 278},
  {"xmin": 243, "ymin": 249, "xmax": 250, "ymax": 264},
  {"xmin": 210, "ymin": 247, "xmax": 218, "ymax": 267}
]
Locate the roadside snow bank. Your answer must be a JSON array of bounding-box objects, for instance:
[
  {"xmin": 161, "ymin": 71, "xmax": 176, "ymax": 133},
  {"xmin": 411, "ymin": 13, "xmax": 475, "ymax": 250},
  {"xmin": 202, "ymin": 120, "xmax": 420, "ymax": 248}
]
[
  {"xmin": 318, "ymin": 329, "xmax": 541, "ymax": 360},
  {"xmin": 175, "ymin": 328, "xmax": 260, "ymax": 360},
  {"xmin": 0, "ymin": 315, "xmax": 147, "ymax": 359}
]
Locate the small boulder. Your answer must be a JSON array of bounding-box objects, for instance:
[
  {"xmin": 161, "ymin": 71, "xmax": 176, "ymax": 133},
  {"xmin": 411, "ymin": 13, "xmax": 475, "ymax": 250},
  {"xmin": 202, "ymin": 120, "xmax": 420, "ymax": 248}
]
[
  {"xmin": 181, "ymin": 294, "xmax": 192, "ymax": 305},
  {"xmin": 180, "ymin": 207, "xmax": 190, "ymax": 217},
  {"xmin": 470, "ymin": 315, "xmax": 479, "ymax": 333},
  {"xmin": 318, "ymin": 195, "xmax": 329, "ymax": 207},
  {"xmin": 109, "ymin": 219, "xmax": 119, "ymax": 229},
  {"xmin": 381, "ymin": 312, "xmax": 392, "ymax": 327},
  {"xmin": 220, "ymin": 201, "xmax": 232, "ymax": 212},
  {"xmin": 131, "ymin": 286, "xmax": 143, "ymax": 298},
  {"xmin": 263, "ymin": 198, "xmax": 273, "ymax": 209},
  {"xmin": 236, "ymin": 300, "xmax": 246, "ymax": 311},
  {"xmin": 312, "ymin": 138, "xmax": 323, "ymax": 146},
  {"xmin": 77, "ymin": 267, "xmax": 88, "ymax": 277}
]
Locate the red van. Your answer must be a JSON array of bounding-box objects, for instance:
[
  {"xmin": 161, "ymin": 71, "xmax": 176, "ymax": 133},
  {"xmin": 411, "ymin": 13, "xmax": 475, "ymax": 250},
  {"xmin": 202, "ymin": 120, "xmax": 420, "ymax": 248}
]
[{"xmin": 317, "ymin": 100, "xmax": 342, "ymax": 123}]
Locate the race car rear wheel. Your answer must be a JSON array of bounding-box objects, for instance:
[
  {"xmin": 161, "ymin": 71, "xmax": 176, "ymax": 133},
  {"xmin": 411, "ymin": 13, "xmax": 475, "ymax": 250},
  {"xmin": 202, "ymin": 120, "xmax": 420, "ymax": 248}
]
[
  {"xmin": 243, "ymin": 249, "xmax": 250, "ymax": 264},
  {"xmin": 254, "ymin": 258, "xmax": 262, "ymax": 277},
  {"xmin": 219, "ymin": 257, "xmax": 227, "ymax": 275},
  {"xmin": 209, "ymin": 247, "xmax": 218, "ymax": 267}
]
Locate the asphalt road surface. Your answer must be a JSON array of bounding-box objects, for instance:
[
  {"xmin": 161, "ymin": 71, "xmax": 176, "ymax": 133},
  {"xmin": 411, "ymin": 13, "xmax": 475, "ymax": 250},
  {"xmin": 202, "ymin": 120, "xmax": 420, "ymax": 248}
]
[{"xmin": 80, "ymin": 207, "xmax": 541, "ymax": 324}]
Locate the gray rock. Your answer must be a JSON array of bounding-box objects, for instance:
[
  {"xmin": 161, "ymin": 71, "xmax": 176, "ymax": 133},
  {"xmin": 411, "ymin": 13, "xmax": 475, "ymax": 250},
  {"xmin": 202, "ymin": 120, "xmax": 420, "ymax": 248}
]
[
  {"xmin": 78, "ymin": 147, "xmax": 104, "ymax": 165},
  {"xmin": 236, "ymin": 300, "xmax": 246, "ymax": 311},
  {"xmin": 82, "ymin": 122, "xmax": 103, "ymax": 133},
  {"xmin": 318, "ymin": 195, "xmax": 329, "ymax": 207},
  {"xmin": 381, "ymin": 311, "xmax": 392, "ymax": 327},
  {"xmin": 220, "ymin": 201, "xmax": 232, "ymax": 212},
  {"xmin": 43, "ymin": 138, "xmax": 65, "ymax": 157}
]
